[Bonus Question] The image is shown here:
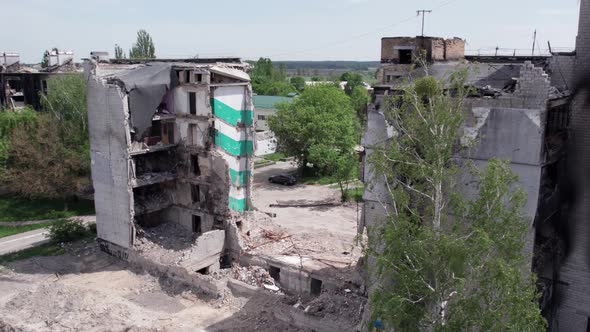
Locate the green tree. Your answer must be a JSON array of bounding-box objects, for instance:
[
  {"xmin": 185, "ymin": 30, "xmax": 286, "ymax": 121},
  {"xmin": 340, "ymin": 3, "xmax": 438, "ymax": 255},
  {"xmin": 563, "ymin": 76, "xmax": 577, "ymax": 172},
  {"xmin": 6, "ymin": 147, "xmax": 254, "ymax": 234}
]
[
  {"xmin": 0, "ymin": 107, "xmax": 38, "ymax": 181},
  {"xmin": 41, "ymin": 51, "xmax": 50, "ymax": 68},
  {"xmin": 251, "ymin": 58, "xmax": 297, "ymax": 96},
  {"xmin": 340, "ymin": 71, "xmax": 364, "ymax": 95},
  {"xmin": 252, "ymin": 58, "xmax": 273, "ymax": 78},
  {"xmin": 40, "ymin": 74, "xmax": 88, "ymax": 148},
  {"xmin": 41, "ymin": 47, "xmax": 58, "ymax": 68},
  {"xmin": 129, "ymin": 29, "xmax": 156, "ymax": 59},
  {"xmin": 5, "ymin": 114, "xmax": 90, "ymax": 204},
  {"xmin": 368, "ymin": 72, "xmax": 545, "ymax": 331},
  {"xmin": 268, "ymin": 85, "xmax": 360, "ymax": 199},
  {"xmin": 350, "ymin": 85, "xmax": 369, "ymax": 123},
  {"xmin": 290, "ymin": 76, "xmax": 306, "ymax": 93},
  {"xmin": 114, "ymin": 44, "xmax": 125, "ymax": 59},
  {"xmin": 4, "ymin": 75, "xmax": 90, "ymax": 205}
]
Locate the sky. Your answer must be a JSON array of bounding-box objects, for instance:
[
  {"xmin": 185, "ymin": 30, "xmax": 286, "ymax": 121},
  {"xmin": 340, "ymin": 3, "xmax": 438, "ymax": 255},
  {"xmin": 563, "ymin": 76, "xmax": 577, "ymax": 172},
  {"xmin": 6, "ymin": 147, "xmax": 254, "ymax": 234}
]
[{"xmin": 1, "ymin": 0, "xmax": 581, "ymax": 63}]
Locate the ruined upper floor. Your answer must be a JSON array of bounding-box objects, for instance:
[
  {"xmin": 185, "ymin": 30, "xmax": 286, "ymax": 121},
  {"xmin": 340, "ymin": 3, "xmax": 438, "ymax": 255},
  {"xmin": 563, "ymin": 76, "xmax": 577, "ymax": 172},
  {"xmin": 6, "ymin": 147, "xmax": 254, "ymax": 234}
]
[{"xmin": 380, "ymin": 36, "xmax": 465, "ymax": 64}]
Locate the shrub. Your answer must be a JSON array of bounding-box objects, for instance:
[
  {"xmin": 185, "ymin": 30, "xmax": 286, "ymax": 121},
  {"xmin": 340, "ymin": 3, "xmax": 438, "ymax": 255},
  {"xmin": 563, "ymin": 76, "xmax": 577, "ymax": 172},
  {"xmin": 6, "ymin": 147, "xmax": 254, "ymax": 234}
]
[{"xmin": 48, "ymin": 219, "xmax": 94, "ymax": 243}]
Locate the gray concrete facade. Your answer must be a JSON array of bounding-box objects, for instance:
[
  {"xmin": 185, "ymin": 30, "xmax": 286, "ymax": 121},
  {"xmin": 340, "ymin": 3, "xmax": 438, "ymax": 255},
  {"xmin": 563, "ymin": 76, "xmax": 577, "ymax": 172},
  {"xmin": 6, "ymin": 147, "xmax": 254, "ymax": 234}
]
[{"xmin": 85, "ymin": 58, "xmax": 254, "ymax": 278}]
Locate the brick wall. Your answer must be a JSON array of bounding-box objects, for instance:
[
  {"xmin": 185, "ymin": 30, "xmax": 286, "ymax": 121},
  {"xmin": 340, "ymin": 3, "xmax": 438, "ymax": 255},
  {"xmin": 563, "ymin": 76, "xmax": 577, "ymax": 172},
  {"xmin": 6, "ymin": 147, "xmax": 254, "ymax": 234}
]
[
  {"xmin": 431, "ymin": 38, "xmax": 446, "ymax": 61},
  {"xmin": 381, "ymin": 37, "xmax": 417, "ymax": 63},
  {"xmin": 444, "ymin": 38, "xmax": 465, "ymax": 60}
]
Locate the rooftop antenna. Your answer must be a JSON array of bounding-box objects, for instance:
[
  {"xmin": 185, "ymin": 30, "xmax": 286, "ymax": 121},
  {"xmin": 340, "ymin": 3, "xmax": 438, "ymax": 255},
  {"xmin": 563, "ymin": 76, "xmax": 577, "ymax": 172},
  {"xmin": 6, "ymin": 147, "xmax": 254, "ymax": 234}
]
[{"xmin": 417, "ymin": 10, "xmax": 432, "ymax": 37}]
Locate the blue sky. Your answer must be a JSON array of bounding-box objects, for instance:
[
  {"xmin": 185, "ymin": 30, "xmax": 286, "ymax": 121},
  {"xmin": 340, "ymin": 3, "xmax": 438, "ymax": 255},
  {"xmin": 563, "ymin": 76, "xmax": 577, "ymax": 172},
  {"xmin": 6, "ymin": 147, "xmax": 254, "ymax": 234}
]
[{"xmin": 1, "ymin": 0, "xmax": 581, "ymax": 63}]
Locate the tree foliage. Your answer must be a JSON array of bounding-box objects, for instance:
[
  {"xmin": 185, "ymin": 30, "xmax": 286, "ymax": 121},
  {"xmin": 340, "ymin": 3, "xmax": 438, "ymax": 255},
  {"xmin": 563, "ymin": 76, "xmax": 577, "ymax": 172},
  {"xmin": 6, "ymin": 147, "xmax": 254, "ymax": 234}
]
[
  {"xmin": 4, "ymin": 75, "xmax": 90, "ymax": 201},
  {"xmin": 290, "ymin": 76, "xmax": 306, "ymax": 93},
  {"xmin": 41, "ymin": 47, "xmax": 58, "ymax": 68},
  {"xmin": 350, "ymin": 85, "xmax": 369, "ymax": 123},
  {"xmin": 129, "ymin": 30, "xmax": 156, "ymax": 59},
  {"xmin": 40, "ymin": 74, "xmax": 88, "ymax": 150},
  {"xmin": 114, "ymin": 44, "xmax": 126, "ymax": 59},
  {"xmin": 341, "ymin": 71, "xmax": 364, "ymax": 95},
  {"xmin": 0, "ymin": 107, "xmax": 38, "ymax": 181},
  {"xmin": 250, "ymin": 58, "xmax": 296, "ymax": 96},
  {"xmin": 5, "ymin": 114, "xmax": 90, "ymax": 201},
  {"xmin": 268, "ymin": 85, "xmax": 359, "ymax": 197},
  {"xmin": 368, "ymin": 71, "xmax": 545, "ymax": 331}
]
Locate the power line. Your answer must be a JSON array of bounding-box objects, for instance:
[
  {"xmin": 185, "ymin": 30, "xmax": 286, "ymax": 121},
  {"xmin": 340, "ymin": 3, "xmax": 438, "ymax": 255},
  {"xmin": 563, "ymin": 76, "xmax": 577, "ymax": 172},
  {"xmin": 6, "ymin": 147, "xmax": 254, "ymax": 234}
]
[{"xmin": 265, "ymin": 0, "xmax": 461, "ymax": 58}]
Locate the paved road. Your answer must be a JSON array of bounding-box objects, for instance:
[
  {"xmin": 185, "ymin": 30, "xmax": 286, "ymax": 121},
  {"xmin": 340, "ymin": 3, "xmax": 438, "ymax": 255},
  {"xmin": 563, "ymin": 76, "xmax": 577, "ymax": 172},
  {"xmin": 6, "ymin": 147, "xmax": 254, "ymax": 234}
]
[
  {"xmin": 0, "ymin": 216, "xmax": 96, "ymax": 256},
  {"xmin": 0, "ymin": 228, "xmax": 50, "ymax": 256}
]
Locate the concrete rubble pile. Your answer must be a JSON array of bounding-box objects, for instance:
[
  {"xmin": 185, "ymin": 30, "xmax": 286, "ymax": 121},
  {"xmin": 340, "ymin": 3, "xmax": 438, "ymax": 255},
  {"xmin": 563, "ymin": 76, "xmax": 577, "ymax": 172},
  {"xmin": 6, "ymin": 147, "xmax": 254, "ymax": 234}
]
[{"xmin": 231, "ymin": 265, "xmax": 282, "ymax": 293}]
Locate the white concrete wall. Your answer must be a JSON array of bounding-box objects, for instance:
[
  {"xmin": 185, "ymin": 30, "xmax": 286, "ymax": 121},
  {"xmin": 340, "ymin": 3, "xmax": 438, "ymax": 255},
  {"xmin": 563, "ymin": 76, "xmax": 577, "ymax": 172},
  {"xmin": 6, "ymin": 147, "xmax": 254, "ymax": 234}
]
[
  {"xmin": 255, "ymin": 135, "xmax": 277, "ymax": 156},
  {"xmin": 174, "ymin": 85, "xmax": 210, "ymax": 117},
  {"xmin": 254, "ymin": 108, "xmax": 274, "ymax": 131}
]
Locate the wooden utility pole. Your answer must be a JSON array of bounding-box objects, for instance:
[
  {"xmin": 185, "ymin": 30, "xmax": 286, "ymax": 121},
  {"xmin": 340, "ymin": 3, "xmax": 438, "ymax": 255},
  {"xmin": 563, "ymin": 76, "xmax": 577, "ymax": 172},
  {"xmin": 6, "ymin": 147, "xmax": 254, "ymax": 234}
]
[{"xmin": 417, "ymin": 10, "xmax": 432, "ymax": 37}]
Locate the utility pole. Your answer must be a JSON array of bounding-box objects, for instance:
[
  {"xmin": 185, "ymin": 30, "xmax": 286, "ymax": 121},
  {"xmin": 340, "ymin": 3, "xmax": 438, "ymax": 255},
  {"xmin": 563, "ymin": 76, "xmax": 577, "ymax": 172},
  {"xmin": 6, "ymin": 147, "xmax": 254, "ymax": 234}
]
[
  {"xmin": 416, "ymin": 10, "xmax": 432, "ymax": 37},
  {"xmin": 532, "ymin": 29, "xmax": 537, "ymax": 57}
]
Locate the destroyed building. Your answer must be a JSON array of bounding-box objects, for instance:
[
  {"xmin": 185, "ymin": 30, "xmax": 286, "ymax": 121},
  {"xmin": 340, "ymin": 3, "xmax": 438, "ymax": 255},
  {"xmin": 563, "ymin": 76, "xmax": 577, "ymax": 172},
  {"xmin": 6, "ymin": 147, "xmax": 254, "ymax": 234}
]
[
  {"xmin": 362, "ymin": 32, "xmax": 579, "ymax": 330},
  {"xmin": 85, "ymin": 57, "xmax": 254, "ymax": 278},
  {"xmin": 0, "ymin": 50, "xmax": 80, "ymax": 110}
]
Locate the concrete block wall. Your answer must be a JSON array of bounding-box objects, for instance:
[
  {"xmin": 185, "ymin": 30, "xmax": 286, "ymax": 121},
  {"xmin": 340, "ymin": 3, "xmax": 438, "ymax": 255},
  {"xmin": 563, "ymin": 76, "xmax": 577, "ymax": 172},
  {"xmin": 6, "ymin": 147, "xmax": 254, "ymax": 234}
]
[
  {"xmin": 86, "ymin": 64, "xmax": 135, "ymax": 249},
  {"xmin": 514, "ymin": 61, "xmax": 552, "ymax": 111},
  {"xmin": 548, "ymin": 54, "xmax": 576, "ymax": 91}
]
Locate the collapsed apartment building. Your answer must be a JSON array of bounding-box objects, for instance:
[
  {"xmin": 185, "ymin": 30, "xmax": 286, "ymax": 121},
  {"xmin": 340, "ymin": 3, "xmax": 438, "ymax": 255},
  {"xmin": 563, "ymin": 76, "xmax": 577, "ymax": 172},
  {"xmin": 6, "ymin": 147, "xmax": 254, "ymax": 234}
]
[
  {"xmin": 0, "ymin": 50, "xmax": 79, "ymax": 110},
  {"xmin": 361, "ymin": 33, "xmax": 584, "ymax": 330},
  {"xmin": 85, "ymin": 57, "xmax": 254, "ymax": 284}
]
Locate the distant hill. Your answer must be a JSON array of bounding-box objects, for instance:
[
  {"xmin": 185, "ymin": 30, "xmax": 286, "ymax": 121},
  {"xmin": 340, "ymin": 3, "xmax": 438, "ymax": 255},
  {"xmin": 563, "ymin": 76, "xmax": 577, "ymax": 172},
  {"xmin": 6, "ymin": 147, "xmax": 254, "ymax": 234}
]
[{"xmin": 273, "ymin": 61, "xmax": 380, "ymax": 71}]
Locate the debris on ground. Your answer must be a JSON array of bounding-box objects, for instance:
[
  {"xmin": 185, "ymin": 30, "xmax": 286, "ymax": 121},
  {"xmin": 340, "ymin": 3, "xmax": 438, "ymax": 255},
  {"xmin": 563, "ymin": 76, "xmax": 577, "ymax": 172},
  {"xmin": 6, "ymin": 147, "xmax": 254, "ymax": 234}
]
[{"xmin": 231, "ymin": 265, "xmax": 283, "ymax": 294}]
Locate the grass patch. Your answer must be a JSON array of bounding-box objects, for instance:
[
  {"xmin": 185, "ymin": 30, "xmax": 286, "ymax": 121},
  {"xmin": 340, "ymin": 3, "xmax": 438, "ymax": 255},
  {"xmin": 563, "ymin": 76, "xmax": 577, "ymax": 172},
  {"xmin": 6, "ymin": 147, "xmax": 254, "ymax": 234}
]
[
  {"xmin": 343, "ymin": 186, "xmax": 364, "ymax": 202},
  {"xmin": 0, "ymin": 196, "xmax": 94, "ymax": 222},
  {"xmin": 263, "ymin": 152, "xmax": 286, "ymax": 162},
  {"xmin": 297, "ymin": 167, "xmax": 356, "ymax": 185},
  {"xmin": 0, "ymin": 220, "xmax": 97, "ymax": 264},
  {"xmin": 0, "ymin": 242, "xmax": 64, "ymax": 264},
  {"xmin": 0, "ymin": 221, "xmax": 57, "ymax": 238},
  {"xmin": 299, "ymin": 174, "xmax": 339, "ymax": 185}
]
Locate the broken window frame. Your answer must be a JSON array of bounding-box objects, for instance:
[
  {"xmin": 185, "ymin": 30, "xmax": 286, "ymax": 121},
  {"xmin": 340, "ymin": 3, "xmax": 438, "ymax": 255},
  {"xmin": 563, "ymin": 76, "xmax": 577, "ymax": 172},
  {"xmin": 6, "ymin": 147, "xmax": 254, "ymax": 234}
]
[
  {"xmin": 189, "ymin": 92, "xmax": 197, "ymax": 115},
  {"xmin": 192, "ymin": 215, "xmax": 202, "ymax": 234},
  {"xmin": 191, "ymin": 154, "xmax": 201, "ymax": 176},
  {"xmin": 191, "ymin": 184, "xmax": 201, "ymax": 203}
]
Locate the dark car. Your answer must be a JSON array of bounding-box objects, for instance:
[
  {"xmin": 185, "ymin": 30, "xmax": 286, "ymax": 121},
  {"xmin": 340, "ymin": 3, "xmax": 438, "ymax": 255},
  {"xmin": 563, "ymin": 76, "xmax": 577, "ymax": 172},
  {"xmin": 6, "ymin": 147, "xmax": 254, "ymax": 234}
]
[{"xmin": 268, "ymin": 174, "xmax": 297, "ymax": 186}]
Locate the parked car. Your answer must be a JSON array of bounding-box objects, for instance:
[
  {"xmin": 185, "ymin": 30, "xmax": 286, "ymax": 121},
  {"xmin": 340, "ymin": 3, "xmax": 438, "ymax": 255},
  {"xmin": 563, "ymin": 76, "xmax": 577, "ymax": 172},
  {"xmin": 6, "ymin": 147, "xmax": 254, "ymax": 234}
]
[{"xmin": 268, "ymin": 174, "xmax": 297, "ymax": 186}]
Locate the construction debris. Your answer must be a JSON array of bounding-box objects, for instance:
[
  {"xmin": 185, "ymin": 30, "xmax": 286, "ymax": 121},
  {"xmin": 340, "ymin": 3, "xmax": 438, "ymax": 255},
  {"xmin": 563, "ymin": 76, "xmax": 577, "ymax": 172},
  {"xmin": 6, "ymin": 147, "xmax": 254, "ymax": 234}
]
[{"xmin": 231, "ymin": 265, "xmax": 282, "ymax": 293}]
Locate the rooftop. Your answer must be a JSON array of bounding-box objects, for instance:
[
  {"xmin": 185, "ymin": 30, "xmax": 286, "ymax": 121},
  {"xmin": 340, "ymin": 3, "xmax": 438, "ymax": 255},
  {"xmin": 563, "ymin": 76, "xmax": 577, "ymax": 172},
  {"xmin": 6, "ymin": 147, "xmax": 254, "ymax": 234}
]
[{"xmin": 253, "ymin": 95, "xmax": 295, "ymax": 111}]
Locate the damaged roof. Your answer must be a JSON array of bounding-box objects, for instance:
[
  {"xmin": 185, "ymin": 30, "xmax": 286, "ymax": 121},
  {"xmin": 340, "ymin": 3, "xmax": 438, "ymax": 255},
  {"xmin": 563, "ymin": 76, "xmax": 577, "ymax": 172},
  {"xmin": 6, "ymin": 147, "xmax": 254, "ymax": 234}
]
[
  {"xmin": 428, "ymin": 61, "xmax": 522, "ymax": 90},
  {"xmin": 91, "ymin": 60, "xmax": 250, "ymax": 140}
]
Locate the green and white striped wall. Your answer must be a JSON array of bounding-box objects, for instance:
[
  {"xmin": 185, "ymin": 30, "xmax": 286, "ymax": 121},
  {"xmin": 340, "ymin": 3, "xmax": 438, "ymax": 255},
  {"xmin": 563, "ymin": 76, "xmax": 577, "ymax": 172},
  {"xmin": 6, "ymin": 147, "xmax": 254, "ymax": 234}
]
[{"xmin": 211, "ymin": 85, "xmax": 253, "ymax": 212}]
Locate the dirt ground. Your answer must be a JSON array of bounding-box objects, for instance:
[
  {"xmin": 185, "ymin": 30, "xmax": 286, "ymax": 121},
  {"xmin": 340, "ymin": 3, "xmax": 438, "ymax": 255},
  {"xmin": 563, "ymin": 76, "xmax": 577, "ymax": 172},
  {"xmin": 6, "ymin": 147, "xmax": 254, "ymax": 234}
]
[
  {"xmin": 0, "ymin": 240, "xmax": 365, "ymax": 332},
  {"xmin": 0, "ymin": 162, "xmax": 368, "ymax": 331},
  {"xmin": 248, "ymin": 162, "xmax": 364, "ymax": 277}
]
